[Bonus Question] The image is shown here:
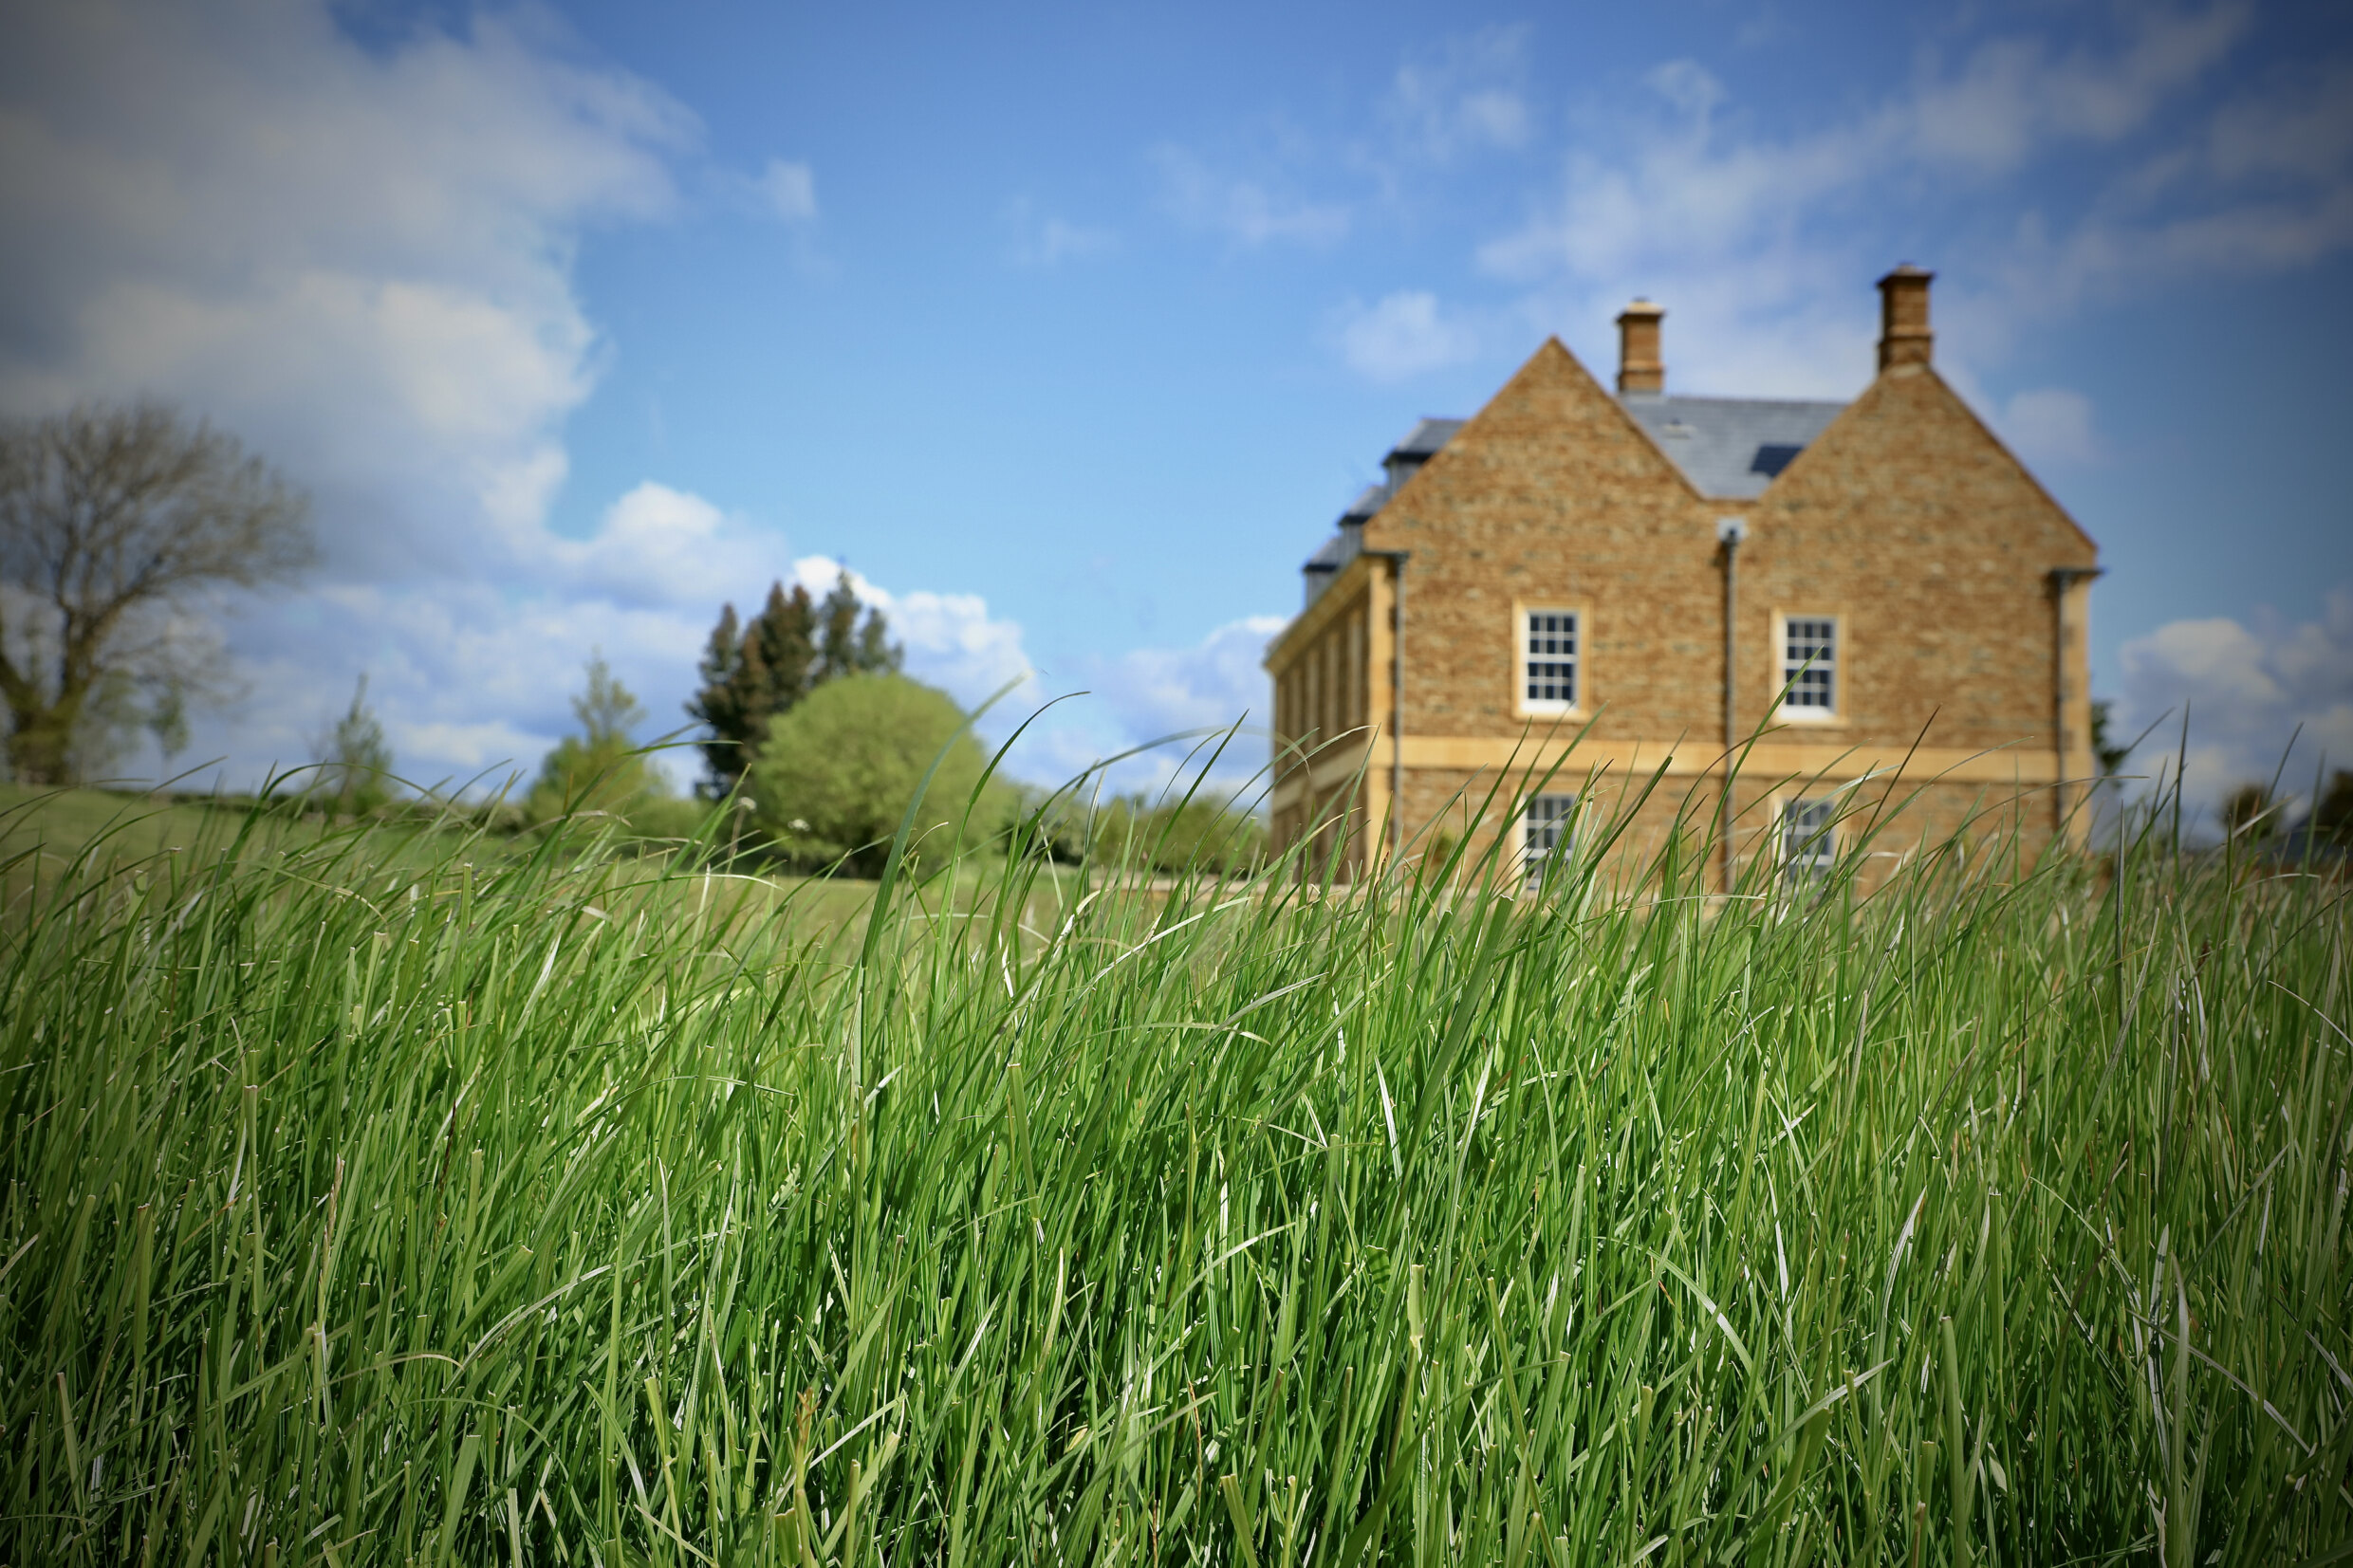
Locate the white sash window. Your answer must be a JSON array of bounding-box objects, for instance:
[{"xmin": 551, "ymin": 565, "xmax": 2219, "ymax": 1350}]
[
  {"xmin": 1522, "ymin": 609, "xmax": 1579, "ymax": 712},
  {"xmin": 1781, "ymin": 616, "xmax": 1838, "ymax": 715}
]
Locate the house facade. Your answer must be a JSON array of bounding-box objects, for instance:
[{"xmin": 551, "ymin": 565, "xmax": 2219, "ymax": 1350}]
[{"xmin": 1264, "ymin": 267, "xmax": 2102, "ymax": 886}]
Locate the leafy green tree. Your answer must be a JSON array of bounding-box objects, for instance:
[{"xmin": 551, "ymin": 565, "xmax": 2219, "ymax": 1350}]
[
  {"xmin": 750, "ymin": 673, "xmax": 999, "ymax": 876},
  {"xmin": 317, "ymin": 673, "xmax": 394, "ymax": 816},
  {"xmin": 1044, "ymin": 791, "xmax": 1267, "ymax": 876},
  {"xmin": 687, "ymin": 571, "xmax": 899, "ymax": 796},
  {"xmin": 528, "ymin": 653, "xmax": 668, "ymax": 824}
]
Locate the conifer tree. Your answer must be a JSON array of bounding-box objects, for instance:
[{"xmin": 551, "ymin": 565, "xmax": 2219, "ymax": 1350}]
[
  {"xmin": 814, "ymin": 569, "xmax": 903, "ymax": 681},
  {"xmin": 689, "ymin": 578, "xmax": 879, "ymax": 796},
  {"xmin": 818, "ymin": 572, "xmax": 862, "ymax": 683},
  {"xmin": 528, "ymin": 653, "xmax": 659, "ymax": 823},
  {"xmin": 317, "ymin": 673, "xmax": 394, "ymax": 816},
  {"xmin": 686, "ymin": 604, "xmax": 745, "ymax": 787},
  {"xmin": 750, "ymin": 581, "xmax": 818, "ymax": 710},
  {"xmin": 856, "ymin": 607, "xmax": 903, "ymax": 675}
]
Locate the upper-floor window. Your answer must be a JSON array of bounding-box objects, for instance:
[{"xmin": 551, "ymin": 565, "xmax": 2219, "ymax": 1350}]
[
  {"xmin": 1522, "ymin": 609, "xmax": 1579, "ymax": 712},
  {"xmin": 1780, "ymin": 616, "xmax": 1838, "ymax": 717},
  {"xmin": 1781, "ymin": 798, "xmax": 1837, "ymax": 884},
  {"xmin": 1523, "ymin": 793, "xmax": 1577, "ymax": 890}
]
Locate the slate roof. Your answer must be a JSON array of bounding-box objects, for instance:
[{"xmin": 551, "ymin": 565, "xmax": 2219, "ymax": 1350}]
[
  {"xmin": 1306, "ymin": 396, "xmax": 1848, "ymax": 594},
  {"xmin": 1300, "ymin": 528, "xmax": 1350, "ymax": 607},
  {"xmin": 1339, "ymin": 484, "xmax": 1386, "ymax": 525},
  {"xmin": 1615, "ymin": 395, "xmax": 1846, "ymax": 500},
  {"xmin": 1386, "ymin": 417, "xmax": 1465, "ymax": 461}
]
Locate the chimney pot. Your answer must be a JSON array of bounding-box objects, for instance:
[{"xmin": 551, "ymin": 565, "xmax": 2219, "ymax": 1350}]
[
  {"xmin": 1615, "ymin": 299, "xmax": 1665, "ymax": 395},
  {"xmin": 1876, "ymin": 265, "xmax": 1934, "ymax": 370}
]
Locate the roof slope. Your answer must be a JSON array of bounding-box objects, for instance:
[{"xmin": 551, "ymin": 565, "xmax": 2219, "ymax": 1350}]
[
  {"xmin": 1387, "ymin": 418, "xmax": 1465, "ymax": 460},
  {"xmin": 1615, "ymin": 395, "xmax": 1847, "ymax": 500}
]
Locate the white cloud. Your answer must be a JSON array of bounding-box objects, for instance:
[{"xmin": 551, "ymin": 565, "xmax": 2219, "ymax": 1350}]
[
  {"xmin": 1336, "ymin": 291, "xmax": 1483, "ymax": 382},
  {"xmin": 550, "ymin": 482, "xmax": 780, "ymax": 612},
  {"xmin": 1386, "ymin": 26, "xmax": 1534, "ymax": 161},
  {"xmin": 0, "ymin": 0, "xmax": 691, "ymax": 594},
  {"xmin": 223, "ymin": 577, "xmax": 732, "ymax": 799},
  {"xmin": 208, "ymin": 533, "xmax": 1052, "ymax": 800},
  {"xmin": 0, "ymin": 0, "xmax": 723, "ymax": 791},
  {"xmin": 1470, "ymin": 4, "xmax": 2336, "ymax": 398},
  {"xmin": 757, "ymin": 563, "xmax": 1282, "ymax": 800},
  {"xmin": 745, "ymin": 157, "xmax": 818, "ymax": 222},
  {"xmin": 781, "ymin": 556, "xmax": 1037, "ymax": 715},
  {"xmin": 1153, "ymin": 145, "xmax": 1350, "ymax": 249},
  {"xmin": 2116, "ymin": 585, "xmax": 2353, "ymax": 817},
  {"xmin": 1906, "ymin": 6, "xmax": 2251, "ymax": 171},
  {"xmin": 0, "ymin": 2, "xmax": 800, "ymax": 794},
  {"xmin": 2203, "ymin": 60, "xmax": 2353, "ymax": 182},
  {"xmin": 1017, "ymin": 615, "xmax": 1285, "ymax": 800},
  {"xmin": 0, "ymin": 0, "xmax": 1277, "ymax": 803},
  {"xmin": 1002, "ymin": 199, "xmax": 1118, "ymax": 267},
  {"xmin": 1642, "ymin": 60, "xmax": 1726, "ymax": 126},
  {"xmin": 1087, "ymin": 615, "xmax": 1284, "ymax": 740},
  {"xmin": 2000, "ymin": 387, "xmax": 2101, "ymax": 467}
]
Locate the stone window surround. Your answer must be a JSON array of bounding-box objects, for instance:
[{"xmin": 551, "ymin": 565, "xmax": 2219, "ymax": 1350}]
[
  {"xmin": 1772, "ymin": 608, "xmax": 1846, "ymax": 725},
  {"xmin": 1514, "ymin": 600, "xmax": 1587, "ymax": 718}
]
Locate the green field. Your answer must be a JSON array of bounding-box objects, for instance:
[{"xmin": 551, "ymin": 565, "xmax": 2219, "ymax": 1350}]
[
  {"xmin": 0, "ymin": 783, "xmax": 894, "ymax": 934},
  {"xmin": 2, "ymin": 781, "xmax": 2347, "ymax": 1566},
  {"xmin": 0, "ymin": 782, "xmax": 319, "ymax": 870}
]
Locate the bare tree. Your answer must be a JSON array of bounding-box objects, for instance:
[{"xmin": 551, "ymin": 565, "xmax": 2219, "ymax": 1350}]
[{"xmin": 0, "ymin": 401, "xmax": 313, "ymax": 784}]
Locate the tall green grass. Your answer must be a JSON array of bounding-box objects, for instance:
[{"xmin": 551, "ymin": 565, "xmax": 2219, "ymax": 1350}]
[{"xmin": 2, "ymin": 759, "xmax": 2347, "ymax": 1566}]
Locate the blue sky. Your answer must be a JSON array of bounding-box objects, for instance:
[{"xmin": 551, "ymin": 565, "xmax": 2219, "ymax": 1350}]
[{"xmin": 3, "ymin": 0, "xmax": 2348, "ymax": 811}]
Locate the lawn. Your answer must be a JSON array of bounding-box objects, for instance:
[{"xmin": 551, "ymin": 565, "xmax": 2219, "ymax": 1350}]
[
  {"xmin": 0, "ymin": 783, "xmax": 897, "ymax": 937},
  {"xmin": 0, "ymin": 781, "xmax": 313, "ymax": 872},
  {"xmin": 1, "ymin": 782, "xmax": 2346, "ymax": 1566}
]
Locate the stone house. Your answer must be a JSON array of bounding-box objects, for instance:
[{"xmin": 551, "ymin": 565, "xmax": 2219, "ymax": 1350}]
[{"xmin": 1263, "ymin": 267, "xmax": 2102, "ymax": 886}]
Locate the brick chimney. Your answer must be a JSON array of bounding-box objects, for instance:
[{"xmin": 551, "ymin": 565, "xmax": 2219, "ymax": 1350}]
[
  {"xmin": 1876, "ymin": 265, "xmax": 1934, "ymax": 370},
  {"xmin": 1615, "ymin": 299, "xmax": 1665, "ymax": 395}
]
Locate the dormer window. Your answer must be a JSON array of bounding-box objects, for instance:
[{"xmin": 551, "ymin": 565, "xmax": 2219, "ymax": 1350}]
[{"xmin": 1379, "ymin": 419, "xmax": 1462, "ymax": 498}]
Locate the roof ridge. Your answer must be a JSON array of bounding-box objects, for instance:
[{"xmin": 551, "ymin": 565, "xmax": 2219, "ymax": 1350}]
[
  {"xmin": 1617, "ymin": 392, "xmax": 1849, "ymax": 498},
  {"xmin": 1636, "ymin": 392, "xmax": 1849, "ymax": 408}
]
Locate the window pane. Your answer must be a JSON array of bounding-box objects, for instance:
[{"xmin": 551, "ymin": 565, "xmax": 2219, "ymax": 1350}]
[
  {"xmin": 1782, "ymin": 798, "xmax": 1836, "ymax": 882},
  {"xmin": 1783, "ymin": 618, "xmax": 1837, "ymax": 710},
  {"xmin": 1523, "ymin": 793, "xmax": 1577, "ymax": 887},
  {"xmin": 1524, "ymin": 610, "xmax": 1578, "ymax": 707}
]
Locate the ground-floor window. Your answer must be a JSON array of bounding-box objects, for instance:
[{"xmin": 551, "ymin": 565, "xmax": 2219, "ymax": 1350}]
[
  {"xmin": 1523, "ymin": 793, "xmax": 1578, "ymax": 889},
  {"xmin": 1781, "ymin": 797, "xmax": 1837, "ymax": 883}
]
